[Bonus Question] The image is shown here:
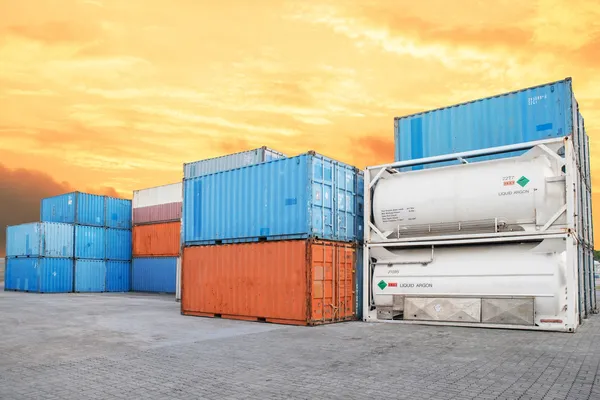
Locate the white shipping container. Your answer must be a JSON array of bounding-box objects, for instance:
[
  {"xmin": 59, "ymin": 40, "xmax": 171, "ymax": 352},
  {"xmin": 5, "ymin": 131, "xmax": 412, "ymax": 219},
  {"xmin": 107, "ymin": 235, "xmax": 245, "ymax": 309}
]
[
  {"xmin": 175, "ymin": 257, "xmax": 181, "ymax": 302},
  {"xmin": 133, "ymin": 182, "xmax": 182, "ymax": 208},
  {"xmin": 363, "ymin": 234, "xmax": 581, "ymax": 332}
]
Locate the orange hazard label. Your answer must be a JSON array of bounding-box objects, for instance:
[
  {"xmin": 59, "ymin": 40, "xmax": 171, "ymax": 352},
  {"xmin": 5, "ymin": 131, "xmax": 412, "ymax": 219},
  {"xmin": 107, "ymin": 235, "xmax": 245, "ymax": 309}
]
[{"xmin": 504, "ymin": 181, "xmax": 515, "ymax": 186}]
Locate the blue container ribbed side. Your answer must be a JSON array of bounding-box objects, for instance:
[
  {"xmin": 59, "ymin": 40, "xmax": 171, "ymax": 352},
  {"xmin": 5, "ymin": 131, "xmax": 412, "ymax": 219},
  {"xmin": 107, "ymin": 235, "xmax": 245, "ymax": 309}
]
[
  {"xmin": 77, "ymin": 193, "xmax": 105, "ymax": 226},
  {"xmin": 394, "ymin": 78, "xmax": 574, "ymax": 169},
  {"xmin": 183, "ymin": 152, "xmax": 360, "ymax": 244},
  {"xmin": 41, "ymin": 192, "xmax": 106, "ymax": 226},
  {"xmin": 38, "ymin": 258, "xmax": 73, "ymax": 293},
  {"xmin": 6, "ymin": 222, "xmax": 74, "ymax": 258},
  {"xmin": 105, "ymin": 228, "xmax": 132, "ymax": 261},
  {"xmin": 106, "ymin": 261, "xmax": 131, "ymax": 292},
  {"xmin": 40, "ymin": 192, "xmax": 77, "ymax": 224},
  {"xmin": 75, "ymin": 225, "xmax": 105, "ymax": 259},
  {"xmin": 5, "ymin": 257, "xmax": 73, "ymax": 293},
  {"xmin": 132, "ymin": 257, "xmax": 177, "ymax": 293},
  {"xmin": 106, "ymin": 197, "xmax": 132, "ymax": 229},
  {"xmin": 4, "ymin": 257, "xmax": 39, "ymax": 292},
  {"xmin": 75, "ymin": 259, "xmax": 106, "ymax": 292}
]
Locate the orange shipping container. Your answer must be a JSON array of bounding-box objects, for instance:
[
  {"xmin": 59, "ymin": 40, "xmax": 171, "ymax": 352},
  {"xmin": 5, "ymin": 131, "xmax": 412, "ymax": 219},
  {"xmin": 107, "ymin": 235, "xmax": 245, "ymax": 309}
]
[
  {"xmin": 132, "ymin": 221, "xmax": 180, "ymax": 257},
  {"xmin": 182, "ymin": 240, "xmax": 355, "ymax": 326}
]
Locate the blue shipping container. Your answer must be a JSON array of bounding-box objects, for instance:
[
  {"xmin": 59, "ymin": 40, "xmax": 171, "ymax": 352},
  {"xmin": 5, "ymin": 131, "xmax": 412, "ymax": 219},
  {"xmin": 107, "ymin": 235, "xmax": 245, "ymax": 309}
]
[
  {"xmin": 4, "ymin": 257, "xmax": 73, "ymax": 293},
  {"xmin": 41, "ymin": 192, "xmax": 105, "ymax": 226},
  {"xmin": 132, "ymin": 257, "xmax": 177, "ymax": 293},
  {"xmin": 75, "ymin": 259, "xmax": 106, "ymax": 292},
  {"xmin": 105, "ymin": 228, "xmax": 132, "ymax": 261},
  {"xmin": 6, "ymin": 222, "xmax": 74, "ymax": 258},
  {"xmin": 75, "ymin": 225, "xmax": 105, "ymax": 259},
  {"xmin": 106, "ymin": 261, "xmax": 131, "ymax": 292},
  {"xmin": 394, "ymin": 78, "xmax": 576, "ymax": 169},
  {"xmin": 106, "ymin": 197, "xmax": 132, "ymax": 229},
  {"xmin": 184, "ymin": 146, "xmax": 286, "ymax": 179},
  {"xmin": 183, "ymin": 152, "xmax": 361, "ymax": 244}
]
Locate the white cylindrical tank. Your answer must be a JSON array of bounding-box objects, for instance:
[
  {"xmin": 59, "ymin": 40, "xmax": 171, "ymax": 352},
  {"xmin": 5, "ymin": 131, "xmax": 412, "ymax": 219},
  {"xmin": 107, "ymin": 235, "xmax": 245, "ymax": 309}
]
[{"xmin": 372, "ymin": 151, "xmax": 565, "ymax": 237}]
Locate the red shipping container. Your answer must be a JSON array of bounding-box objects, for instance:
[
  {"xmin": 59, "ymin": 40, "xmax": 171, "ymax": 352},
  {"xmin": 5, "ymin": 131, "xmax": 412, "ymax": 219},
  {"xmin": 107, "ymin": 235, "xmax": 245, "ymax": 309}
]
[
  {"xmin": 132, "ymin": 222, "xmax": 180, "ymax": 257},
  {"xmin": 133, "ymin": 202, "xmax": 182, "ymax": 225},
  {"xmin": 182, "ymin": 239, "xmax": 355, "ymax": 326}
]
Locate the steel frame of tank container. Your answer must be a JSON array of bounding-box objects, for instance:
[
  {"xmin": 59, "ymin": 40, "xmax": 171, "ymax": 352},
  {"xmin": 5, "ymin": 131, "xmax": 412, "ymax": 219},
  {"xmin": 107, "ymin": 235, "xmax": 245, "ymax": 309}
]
[
  {"xmin": 362, "ymin": 137, "xmax": 596, "ymax": 333},
  {"xmin": 364, "ymin": 137, "xmax": 577, "ymax": 244}
]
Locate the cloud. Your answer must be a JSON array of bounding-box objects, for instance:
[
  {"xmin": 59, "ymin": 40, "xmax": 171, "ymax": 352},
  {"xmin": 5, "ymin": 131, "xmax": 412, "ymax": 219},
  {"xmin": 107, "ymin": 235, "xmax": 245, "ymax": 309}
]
[{"xmin": 0, "ymin": 163, "xmax": 123, "ymax": 256}]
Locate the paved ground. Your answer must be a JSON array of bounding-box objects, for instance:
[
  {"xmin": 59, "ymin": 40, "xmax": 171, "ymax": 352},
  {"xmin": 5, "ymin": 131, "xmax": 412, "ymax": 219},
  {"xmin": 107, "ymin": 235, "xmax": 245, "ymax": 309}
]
[{"xmin": 1, "ymin": 286, "xmax": 600, "ymax": 400}]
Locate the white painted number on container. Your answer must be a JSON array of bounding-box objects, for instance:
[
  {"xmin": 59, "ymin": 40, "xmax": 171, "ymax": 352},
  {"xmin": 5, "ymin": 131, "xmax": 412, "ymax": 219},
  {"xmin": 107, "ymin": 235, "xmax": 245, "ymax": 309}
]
[
  {"xmin": 528, "ymin": 94, "xmax": 547, "ymax": 105},
  {"xmin": 434, "ymin": 304, "xmax": 442, "ymax": 313}
]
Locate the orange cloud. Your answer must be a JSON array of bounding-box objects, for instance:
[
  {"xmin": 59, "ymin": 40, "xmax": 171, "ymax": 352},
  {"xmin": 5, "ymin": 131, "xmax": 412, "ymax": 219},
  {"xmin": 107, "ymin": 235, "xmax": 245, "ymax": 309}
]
[{"xmin": 0, "ymin": 0, "xmax": 599, "ymax": 247}]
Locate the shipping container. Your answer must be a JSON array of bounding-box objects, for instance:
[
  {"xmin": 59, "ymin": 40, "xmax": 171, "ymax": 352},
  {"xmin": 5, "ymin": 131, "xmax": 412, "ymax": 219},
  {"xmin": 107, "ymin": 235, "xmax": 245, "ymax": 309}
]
[
  {"xmin": 175, "ymin": 257, "xmax": 181, "ymax": 301},
  {"xmin": 133, "ymin": 182, "xmax": 182, "ymax": 225},
  {"xmin": 181, "ymin": 240, "xmax": 356, "ymax": 326},
  {"xmin": 4, "ymin": 257, "xmax": 73, "ymax": 293},
  {"xmin": 74, "ymin": 259, "xmax": 106, "ymax": 292},
  {"xmin": 6, "ymin": 222, "xmax": 74, "ymax": 258},
  {"xmin": 356, "ymin": 171, "xmax": 365, "ymax": 243},
  {"xmin": 40, "ymin": 192, "xmax": 105, "ymax": 226},
  {"xmin": 132, "ymin": 257, "xmax": 177, "ymax": 293},
  {"xmin": 183, "ymin": 152, "xmax": 361, "ymax": 245},
  {"xmin": 75, "ymin": 225, "xmax": 105, "ymax": 259},
  {"xmin": 132, "ymin": 222, "xmax": 180, "ymax": 257},
  {"xmin": 106, "ymin": 261, "xmax": 131, "ymax": 292},
  {"xmin": 105, "ymin": 228, "xmax": 132, "ymax": 261},
  {"xmin": 394, "ymin": 78, "xmax": 579, "ymax": 169},
  {"xmin": 183, "ymin": 147, "xmax": 285, "ymax": 179},
  {"xmin": 133, "ymin": 202, "xmax": 182, "ymax": 225},
  {"xmin": 106, "ymin": 197, "xmax": 132, "ymax": 229}
]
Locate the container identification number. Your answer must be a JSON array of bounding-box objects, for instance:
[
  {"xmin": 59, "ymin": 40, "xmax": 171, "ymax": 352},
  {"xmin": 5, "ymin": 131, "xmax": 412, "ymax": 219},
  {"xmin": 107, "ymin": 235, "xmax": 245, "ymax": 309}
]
[{"xmin": 528, "ymin": 94, "xmax": 548, "ymax": 105}]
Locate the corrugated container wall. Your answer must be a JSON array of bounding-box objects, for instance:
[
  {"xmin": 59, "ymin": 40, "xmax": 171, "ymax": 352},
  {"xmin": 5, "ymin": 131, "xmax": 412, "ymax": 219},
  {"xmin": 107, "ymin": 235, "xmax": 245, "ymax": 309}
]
[
  {"xmin": 106, "ymin": 261, "xmax": 131, "ymax": 292},
  {"xmin": 6, "ymin": 222, "xmax": 74, "ymax": 258},
  {"xmin": 182, "ymin": 240, "xmax": 356, "ymax": 326},
  {"xmin": 105, "ymin": 228, "xmax": 132, "ymax": 261},
  {"xmin": 132, "ymin": 183, "xmax": 182, "ymax": 225},
  {"xmin": 132, "ymin": 222, "xmax": 181, "ymax": 256},
  {"xmin": 183, "ymin": 152, "xmax": 361, "ymax": 245},
  {"xmin": 132, "ymin": 257, "xmax": 177, "ymax": 293},
  {"xmin": 75, "ymin": 225, "xmax": 105, "ymax": 259},
  {"xmin": 394, "ymin": 78, "xmax": 575, "ymax": 170},
  {"xmin": 75, "ymin": 259, "xmax": 106, "ymax": 292},
  {"xmin": 184, "ymin": 147, "xmax": 286, "ymax": 179},
  {"xmin": 40, "ymin": 192, "xmax": 105, "ymax": 226},
  {"xmin": 106, "ymin": 198, "xmax": 132, "ymax": 229},
  {"xmin": 4, "ymin": 257, "xmax": 73, "ymax": 293}
]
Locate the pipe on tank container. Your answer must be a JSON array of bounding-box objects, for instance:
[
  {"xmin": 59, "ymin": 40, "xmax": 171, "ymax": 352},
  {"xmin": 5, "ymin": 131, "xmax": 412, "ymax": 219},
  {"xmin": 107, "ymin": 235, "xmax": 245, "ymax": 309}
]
[{"xmin": 368, "ymin": 137, "xmax": 565, "ymax": 170}]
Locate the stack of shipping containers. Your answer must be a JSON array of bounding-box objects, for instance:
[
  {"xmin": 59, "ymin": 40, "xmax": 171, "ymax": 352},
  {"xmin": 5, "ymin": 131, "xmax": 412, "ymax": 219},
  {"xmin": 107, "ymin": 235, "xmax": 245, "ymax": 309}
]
[
  {"xmin": 5, "ymin": 222, "xmax": 75, "ymax": 292},
  {"xmin": 181, "ymin": 147, "xmax": 364, "ymax": 326},
  {"xmin": 131, "ymin": 183, "xmax": 182, "ymax": 295},
  {"xmin": 4, "ymin": 192, "xmax": 132, "ymax": 293},
  {"xmin": 362, "ymin": 77, "xmax": 596, "ymax": 332}
]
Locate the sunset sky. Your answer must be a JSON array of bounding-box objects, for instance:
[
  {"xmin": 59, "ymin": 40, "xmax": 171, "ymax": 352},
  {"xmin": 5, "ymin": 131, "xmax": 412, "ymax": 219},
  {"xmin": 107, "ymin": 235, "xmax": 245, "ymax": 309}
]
[{"xmin": 1, "ymin": 0, "xmax": 599, "ymax": 253}]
